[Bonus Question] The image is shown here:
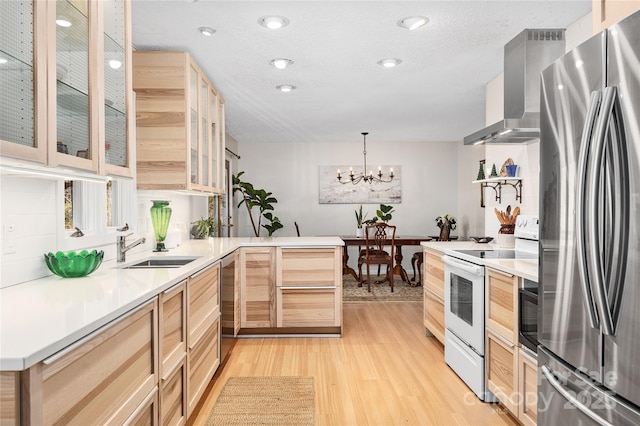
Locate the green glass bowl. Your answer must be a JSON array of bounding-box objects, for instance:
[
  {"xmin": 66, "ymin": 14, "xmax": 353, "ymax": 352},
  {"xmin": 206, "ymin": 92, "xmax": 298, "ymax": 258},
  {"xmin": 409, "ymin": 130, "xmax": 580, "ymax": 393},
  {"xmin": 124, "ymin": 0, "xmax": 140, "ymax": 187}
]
[{"xmin": 44, "ymin": 250, "xmax": 104, "ymax": 278}]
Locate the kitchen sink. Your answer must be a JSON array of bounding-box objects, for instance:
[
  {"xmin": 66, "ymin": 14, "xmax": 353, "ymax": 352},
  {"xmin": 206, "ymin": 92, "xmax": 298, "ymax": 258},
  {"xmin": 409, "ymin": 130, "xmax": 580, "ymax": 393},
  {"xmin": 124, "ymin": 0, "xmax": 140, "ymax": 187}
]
[{"xmin": 118, "ymin": 256, "xmax": 200, "ymax": 269}]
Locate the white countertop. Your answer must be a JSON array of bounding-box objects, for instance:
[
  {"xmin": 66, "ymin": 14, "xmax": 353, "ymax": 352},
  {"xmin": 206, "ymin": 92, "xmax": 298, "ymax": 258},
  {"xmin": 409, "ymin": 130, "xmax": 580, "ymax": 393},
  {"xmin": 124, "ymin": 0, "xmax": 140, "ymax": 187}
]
[
  {"xmin": 421, "ymin": 240, "xmax": 538, "ymax": 282},
  {"xmin": 0, "ymin": 237, "xmax": 343, "ymax": 371}
]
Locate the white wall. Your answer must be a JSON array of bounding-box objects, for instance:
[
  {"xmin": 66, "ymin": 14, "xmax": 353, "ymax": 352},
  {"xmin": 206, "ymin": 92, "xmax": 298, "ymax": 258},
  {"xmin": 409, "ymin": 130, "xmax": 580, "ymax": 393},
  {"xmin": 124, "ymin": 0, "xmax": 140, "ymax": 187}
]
[{"xmin": 234, "ymin": 139, "xmax": 460, "ymax": 268}]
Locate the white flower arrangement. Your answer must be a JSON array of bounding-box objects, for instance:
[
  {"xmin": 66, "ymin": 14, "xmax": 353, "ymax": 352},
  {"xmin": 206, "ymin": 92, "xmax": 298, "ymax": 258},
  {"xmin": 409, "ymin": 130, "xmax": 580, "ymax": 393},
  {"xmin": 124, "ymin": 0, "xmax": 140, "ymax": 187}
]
[{"xmin": 435, "ymin": 214, "xmax": 457, "ymax": 230}]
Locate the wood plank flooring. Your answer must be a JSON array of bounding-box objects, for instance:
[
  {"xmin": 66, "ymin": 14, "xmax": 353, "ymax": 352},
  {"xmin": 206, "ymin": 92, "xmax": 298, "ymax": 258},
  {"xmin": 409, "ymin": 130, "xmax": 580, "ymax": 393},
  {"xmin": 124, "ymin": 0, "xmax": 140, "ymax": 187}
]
[{"xmin": 190, "ymin": 301, "xmax": 518, "ymax": 426}]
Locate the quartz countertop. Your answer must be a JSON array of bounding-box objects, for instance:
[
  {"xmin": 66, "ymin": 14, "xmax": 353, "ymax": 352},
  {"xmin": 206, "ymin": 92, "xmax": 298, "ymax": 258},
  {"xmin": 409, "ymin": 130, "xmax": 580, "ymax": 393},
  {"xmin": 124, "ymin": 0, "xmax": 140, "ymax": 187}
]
[
  {"xmin": 421, "ymin": 240, "xmax": 499, "ymax": 253},
  {"xmin": 0, "ymin": 237, "xmax": 343, "ymax": 371}
]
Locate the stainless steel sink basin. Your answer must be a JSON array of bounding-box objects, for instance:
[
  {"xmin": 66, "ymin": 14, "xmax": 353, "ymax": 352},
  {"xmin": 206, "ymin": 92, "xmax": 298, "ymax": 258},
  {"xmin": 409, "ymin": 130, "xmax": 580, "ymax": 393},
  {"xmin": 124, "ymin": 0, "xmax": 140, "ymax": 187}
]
[{"xmin": 118, "ymin": 256, "xmax": 200, "ymax": 269}]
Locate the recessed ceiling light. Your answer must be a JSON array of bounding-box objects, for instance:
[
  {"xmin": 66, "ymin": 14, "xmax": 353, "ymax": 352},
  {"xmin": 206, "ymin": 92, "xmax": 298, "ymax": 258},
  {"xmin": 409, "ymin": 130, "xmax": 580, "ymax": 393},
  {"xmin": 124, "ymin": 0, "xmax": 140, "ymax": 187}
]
[
  {"xmin": 377, "ymin": 58, "xmax": 402, "ymax": 68},
  {"xmin": 56, "ymin": 19, "xmax": 72, "ymax": 27},
  {"xmin": 0, "ymin": 58, "xmax": 8, "ymax": 65},
  {"xmin": 198, "ymin": 27, "xmax": 216, "ymax": 36},
  {"xmin": 270, "ymin": 58, "xmax": 294, "ymax": 70},
  {"xmin": 276, "ymin": 85, "xmax": 296, "ymax": 92},
  {"xmin": 108, "ymin": 59, "xmax": 122, "ymax": 69},
  {"xmin": 258, "ymin": 16, "xmax": 289, "ymax": 30},
  {"xmin": 397, "ymin": 16, "xmax": 429, "ymax": 31}
]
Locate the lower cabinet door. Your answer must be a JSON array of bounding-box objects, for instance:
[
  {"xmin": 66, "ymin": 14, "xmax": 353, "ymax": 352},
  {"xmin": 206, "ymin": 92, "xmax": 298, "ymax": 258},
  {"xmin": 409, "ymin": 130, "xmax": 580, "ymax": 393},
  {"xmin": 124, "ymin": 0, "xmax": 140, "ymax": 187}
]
[
  {"xmin": 423, "ymin": 288, "xmax": 445, "ymax": 344},
  {"xmin": 160, "ymin": 355, "xmax": 187, "ymax": 426},
  {"xmin": 277, "ymin": 287, "xmax": 340, "ymax": 327},
  {"xmin": 486, "ymin": 329, "xmax": 518, "ymax": 415},
  {"xmin": 125, "ymin": 387, "xmax": 159, "ymax": 426},
  {"xmin": 187, "ymin": 316, "xmax": 220, "ymax": 417},
  {"xmin": 518, "ymin": 348, "xmax": 538, "ymax": 426},
  {"xmin": 37, "ymin": 300, "xmax": 157, "ymax": 425}
]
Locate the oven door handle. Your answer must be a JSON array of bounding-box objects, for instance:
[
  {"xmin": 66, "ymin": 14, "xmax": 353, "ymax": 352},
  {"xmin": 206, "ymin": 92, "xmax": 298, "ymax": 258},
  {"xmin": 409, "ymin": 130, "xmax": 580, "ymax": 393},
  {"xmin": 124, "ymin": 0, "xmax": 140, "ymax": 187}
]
[{"xmin": 442, "ymin": 255, "xmax": 484, "ymax": 276}]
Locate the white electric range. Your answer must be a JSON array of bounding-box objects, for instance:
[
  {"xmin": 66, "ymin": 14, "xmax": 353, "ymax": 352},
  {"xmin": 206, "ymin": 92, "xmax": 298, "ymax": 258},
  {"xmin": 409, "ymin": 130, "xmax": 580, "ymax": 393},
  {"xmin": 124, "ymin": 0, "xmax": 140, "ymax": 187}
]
[{"xmin": 441, "ymin": 215, "xmax": 539, "ymax": 402}]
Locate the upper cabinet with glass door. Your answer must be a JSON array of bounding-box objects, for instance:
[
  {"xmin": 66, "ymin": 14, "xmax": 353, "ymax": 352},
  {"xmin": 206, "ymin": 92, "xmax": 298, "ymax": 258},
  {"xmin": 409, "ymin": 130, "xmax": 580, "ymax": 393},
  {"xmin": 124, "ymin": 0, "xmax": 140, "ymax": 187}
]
[
  {"xmin": 133, "ymin": 51, "xmax": 225, "ymax": 193},
  {"xmin": 0, "ymin": 1, "xmax": 47, "ymax": 163},
  {"xmin": 0, "ymin": 0, "xmax": 133, "ymax": 177}
]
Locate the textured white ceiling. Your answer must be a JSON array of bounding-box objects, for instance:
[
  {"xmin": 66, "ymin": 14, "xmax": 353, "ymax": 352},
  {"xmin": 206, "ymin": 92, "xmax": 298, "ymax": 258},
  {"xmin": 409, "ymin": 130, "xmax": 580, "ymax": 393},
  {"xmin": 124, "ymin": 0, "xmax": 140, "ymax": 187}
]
[{"xmin": 131, "ymin": 0, "xmax": 591, "ymax": 144}]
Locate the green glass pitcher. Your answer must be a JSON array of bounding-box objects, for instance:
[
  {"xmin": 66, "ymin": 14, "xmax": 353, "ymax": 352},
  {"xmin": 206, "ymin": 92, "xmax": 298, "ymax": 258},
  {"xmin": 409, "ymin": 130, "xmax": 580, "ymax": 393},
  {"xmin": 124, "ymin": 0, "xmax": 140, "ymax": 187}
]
[{"xmin": 150, "ymin": 200, "xmax": 172, "ymax": 252}]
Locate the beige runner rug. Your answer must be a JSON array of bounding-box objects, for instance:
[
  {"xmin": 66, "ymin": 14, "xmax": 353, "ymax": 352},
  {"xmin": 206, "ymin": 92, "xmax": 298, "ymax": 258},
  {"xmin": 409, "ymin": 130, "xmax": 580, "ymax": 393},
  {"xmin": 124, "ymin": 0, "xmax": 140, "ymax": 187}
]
[{"xmin": 206, "ymin": 376, "xmax": 315, "ymax": 425}]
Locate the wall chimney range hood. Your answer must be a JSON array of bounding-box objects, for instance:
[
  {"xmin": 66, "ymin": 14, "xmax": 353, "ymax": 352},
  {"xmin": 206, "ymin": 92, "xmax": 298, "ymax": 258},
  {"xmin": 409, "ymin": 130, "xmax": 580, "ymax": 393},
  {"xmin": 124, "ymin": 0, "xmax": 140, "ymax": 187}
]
[{"xmin": 464, "ymin": 29, "xmax": 566, "ymax": 145}]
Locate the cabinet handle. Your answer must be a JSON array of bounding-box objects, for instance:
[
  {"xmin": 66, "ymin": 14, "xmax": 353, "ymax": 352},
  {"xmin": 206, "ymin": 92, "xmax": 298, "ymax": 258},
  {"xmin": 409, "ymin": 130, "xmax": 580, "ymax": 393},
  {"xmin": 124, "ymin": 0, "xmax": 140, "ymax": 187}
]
[
  {"xmin": 191, "ymin": 263, "xmax": 217, "ymax": 279},
  {"xmin": 487, "ymin": 329, "xmax": 515, "ymax": 348},
  {"xmin": 488, "ymin": 268, "xmax": 514, "ymax": 278},
  {"xmin": 123, "ymin": 386, "xmax": 158, "ymax": 426},
  {"xmin": 279, "ymin": 286, "xmax": 336, "ymax": 290},
  {"xmin": 163, "ymin": 280, "xmax": 186, "ymax": 294},
  {"xmin": 161, "ymin": 353, "xmax": 186, "ymax": 382},
  {"xmin": 188, "ymin": 312, "xmax": 220, "ymax": 350}
]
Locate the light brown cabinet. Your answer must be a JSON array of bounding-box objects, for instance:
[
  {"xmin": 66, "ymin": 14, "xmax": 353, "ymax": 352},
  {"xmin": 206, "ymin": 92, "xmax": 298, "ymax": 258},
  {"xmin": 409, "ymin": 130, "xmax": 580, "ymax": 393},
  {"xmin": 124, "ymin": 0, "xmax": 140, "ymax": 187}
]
[
  {"xmin": 187, "ymin": 316, "xmax": 220, "ymax": 416},
  {"xmin": 160, "ymin": 356, "xmax": 187, "ymax": 426},
  {"xmin": 0, "ymin": 372, "xmax": 19, "ymax": 426},
  {"xmin": 0, "ymin": 0, "xmax": 134, "ymax": 177},
  {"xmin": 240, "ymin": 247, "xmax": 277, "ymax": 328},
  {"xmin": 422, "ymin": 247, "xmax": 445, "ymax": 344},
  {"xmin": 125, "ymin": 387, "xmax": 158, "ymax": 426},
  {"xmin": 22, "ymin": 299, "xmax": 157, "ymax": 425},
  {"xmin": 518, "ymin": 348, "xmax": 538, "ymax": 426},
  {"xmin": 486, "ymin": 268, "xmax": 518, "ymax": 344},
  {"xmin": 486, "ymin": 328, "xmax": 518, "ymax": 415},
  {"xmin": 276, "ymin": 247, "xmax": 342, "ymax": 328},
  {"xmin": 133, "ymin": 51, "xmax": 225, "ymax": 193},
  {"xmin": 593, "ymin": 0, "xmax": 640, "ymax": 32},
  {"xmin": 221, "ymin": 251, "xmax": 240, "ymax": 336}
]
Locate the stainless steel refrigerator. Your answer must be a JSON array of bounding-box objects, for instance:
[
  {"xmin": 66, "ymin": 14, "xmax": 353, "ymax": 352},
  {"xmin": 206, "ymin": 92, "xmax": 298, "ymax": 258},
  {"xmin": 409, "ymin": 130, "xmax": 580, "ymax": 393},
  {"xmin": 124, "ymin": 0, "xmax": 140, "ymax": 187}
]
[{"xmin": 538, "ymin": 10, "xmax": 640, "ymax": 425}]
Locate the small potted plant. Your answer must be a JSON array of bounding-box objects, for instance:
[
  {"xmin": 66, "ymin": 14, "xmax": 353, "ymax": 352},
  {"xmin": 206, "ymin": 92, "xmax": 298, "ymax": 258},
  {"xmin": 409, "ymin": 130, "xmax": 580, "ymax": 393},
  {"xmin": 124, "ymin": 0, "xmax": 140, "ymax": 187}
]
[
  {"xmin": 435, "ymin": 214, "xmax": 457, "ymax": 241},
  {"xmin": 191, "ymin": 216, "xmax": 217, "ymax": 239},
  {"xmin": 355, "ymin": 204, "xmax": 368, "ymax": 237}
]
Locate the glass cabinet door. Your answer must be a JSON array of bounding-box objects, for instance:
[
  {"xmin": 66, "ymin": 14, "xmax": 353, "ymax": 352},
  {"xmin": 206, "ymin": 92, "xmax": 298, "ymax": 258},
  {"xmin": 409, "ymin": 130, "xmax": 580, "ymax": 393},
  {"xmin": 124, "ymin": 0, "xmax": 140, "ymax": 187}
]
[
  {"xmin": 55, "ymin": 0, "xmax": 91, "ymax": 162},
  {"xmin": 103, "ymin": 0, "xmax": 127, "ymax": 169},
  {"xmin": 0, "ymin": 0, "xmax": 46, "ymax": 162},
  {"xmin": 189, "ymin": 65, "xmax": 198, "ymax": 186},
  {"xmin": 201, "ymin": 78, "xmax": 209, "ymax": 188}
]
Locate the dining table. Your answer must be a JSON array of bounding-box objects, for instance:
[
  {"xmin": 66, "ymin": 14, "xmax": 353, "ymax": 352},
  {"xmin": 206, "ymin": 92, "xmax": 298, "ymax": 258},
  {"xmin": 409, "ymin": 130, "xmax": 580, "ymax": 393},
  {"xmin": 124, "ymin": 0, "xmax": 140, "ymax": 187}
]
[{"xmin": 339, "ymin": 235, "xmax": 432, "ymax": 286}]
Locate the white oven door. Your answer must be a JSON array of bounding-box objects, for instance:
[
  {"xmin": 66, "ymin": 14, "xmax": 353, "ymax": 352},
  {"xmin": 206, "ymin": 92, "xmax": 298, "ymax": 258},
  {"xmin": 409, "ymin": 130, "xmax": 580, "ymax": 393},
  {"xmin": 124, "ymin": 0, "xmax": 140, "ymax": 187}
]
[{"xmin": 443, "ymin": 255, "xmax": 485, "ymax": 354}]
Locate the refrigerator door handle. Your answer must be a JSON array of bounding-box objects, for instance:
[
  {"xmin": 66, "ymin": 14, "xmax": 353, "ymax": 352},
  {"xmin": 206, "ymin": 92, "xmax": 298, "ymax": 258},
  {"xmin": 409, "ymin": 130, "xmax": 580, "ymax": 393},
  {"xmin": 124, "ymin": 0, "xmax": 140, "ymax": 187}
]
[
  {"xmin": 606, "ymin": 86, "xmax": 630, "ymax": 334},
  {"xmin": 541, "ymin": 365, "xmax": 614, "ymax": 426},
  {"xmin": 588, "ymin": 86, "xmax": 618, "ymax": 336},
  {"xmin": 576, "ymin": 90, "xmax": 602, "ymax": 329}
]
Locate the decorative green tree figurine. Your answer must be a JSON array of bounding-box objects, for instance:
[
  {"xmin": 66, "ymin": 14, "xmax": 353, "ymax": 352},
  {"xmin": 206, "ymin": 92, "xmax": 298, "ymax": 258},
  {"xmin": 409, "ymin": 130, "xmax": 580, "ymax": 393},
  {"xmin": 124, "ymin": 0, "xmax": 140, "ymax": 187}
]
[
  {"xmin": 477, "ymin": 162, "xmax": 486, "ymax": 180},
  {"xmin": 489, "ymin": 163, "xmax": 499, "ymax": 178}
]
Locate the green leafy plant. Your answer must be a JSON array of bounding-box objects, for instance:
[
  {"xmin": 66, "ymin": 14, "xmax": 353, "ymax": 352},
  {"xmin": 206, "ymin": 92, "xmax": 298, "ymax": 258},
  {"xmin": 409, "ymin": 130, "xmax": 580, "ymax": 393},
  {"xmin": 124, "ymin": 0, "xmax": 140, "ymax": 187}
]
[
  {"xmin": 435, "ymin": 214, "xmax": 457, "ymax": 230},
  {"xmin": 192, "ymin": 216, "xmax": 217, "ymax": 239},
  {"xmin": 364, "ymin": 203, "xmax": 395, "ymax": 224},
  {"xmin": 232, "ymin": 171, "xmax": 283, "ymax": 237},
  {"xmin": 355, "ymin": 204, "xmax": 368, "ymax": 229}
]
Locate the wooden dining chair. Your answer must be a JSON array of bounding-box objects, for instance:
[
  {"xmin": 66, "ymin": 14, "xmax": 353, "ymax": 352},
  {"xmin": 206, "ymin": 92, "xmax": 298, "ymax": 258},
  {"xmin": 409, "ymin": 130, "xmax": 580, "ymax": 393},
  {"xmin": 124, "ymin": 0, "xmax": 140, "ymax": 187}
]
[
  {"xmin": 358, "ymin": 223, "xmax": 396, "ymax": 292},
  {"xmin": 411, "ymin": 224, "xmax": 451, "ymax": 285}
]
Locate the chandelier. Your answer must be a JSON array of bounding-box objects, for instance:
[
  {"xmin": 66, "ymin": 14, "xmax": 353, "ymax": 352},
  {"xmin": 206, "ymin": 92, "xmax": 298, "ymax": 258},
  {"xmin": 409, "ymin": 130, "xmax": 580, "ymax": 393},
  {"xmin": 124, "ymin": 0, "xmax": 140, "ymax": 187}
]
[{"xmin": 337, "ymin": 132, "xmax": 394, "ymax": 184}]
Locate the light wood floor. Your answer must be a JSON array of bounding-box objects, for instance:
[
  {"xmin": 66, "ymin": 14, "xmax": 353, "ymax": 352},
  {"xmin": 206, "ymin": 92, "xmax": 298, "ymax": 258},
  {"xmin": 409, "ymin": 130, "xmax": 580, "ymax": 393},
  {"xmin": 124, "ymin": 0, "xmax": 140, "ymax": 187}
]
[{"xmin": 190, "ymin": 301, "xmax": 518, "ymax": 426}]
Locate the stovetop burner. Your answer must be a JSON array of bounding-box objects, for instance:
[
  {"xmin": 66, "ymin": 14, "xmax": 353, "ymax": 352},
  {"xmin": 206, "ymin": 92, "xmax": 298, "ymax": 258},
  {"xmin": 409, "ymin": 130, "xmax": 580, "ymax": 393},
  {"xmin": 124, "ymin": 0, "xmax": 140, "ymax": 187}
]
[{"xmin": 455, "ymin": 250, "xmax": 538, "ymax": 260}]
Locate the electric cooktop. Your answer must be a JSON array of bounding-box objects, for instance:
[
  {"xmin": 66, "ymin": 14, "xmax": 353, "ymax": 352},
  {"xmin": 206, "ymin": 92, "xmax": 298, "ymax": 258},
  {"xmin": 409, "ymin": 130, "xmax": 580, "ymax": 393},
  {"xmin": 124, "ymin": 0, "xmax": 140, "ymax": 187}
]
[{"xmin": 455, "ymin": 250, "xmax": 538, "ymax": 260}]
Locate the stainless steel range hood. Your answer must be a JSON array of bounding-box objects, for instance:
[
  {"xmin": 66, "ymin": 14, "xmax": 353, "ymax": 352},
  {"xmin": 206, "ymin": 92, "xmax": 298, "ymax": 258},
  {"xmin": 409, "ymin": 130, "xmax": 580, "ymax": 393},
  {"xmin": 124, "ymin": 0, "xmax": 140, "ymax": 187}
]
[{"xmin": 464, "ymin": 29, "xmax": 566, "ymax": 145}]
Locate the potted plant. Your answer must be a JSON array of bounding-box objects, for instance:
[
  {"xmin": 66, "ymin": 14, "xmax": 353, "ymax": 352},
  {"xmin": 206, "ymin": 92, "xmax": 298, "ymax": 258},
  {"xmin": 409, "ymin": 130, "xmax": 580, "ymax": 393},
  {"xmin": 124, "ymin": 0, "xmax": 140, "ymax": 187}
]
[
  {"xmin": 232, "ymin": 171, "xmax": 283, "ymax": 237},
  {"xmin": 435, "ymin": 214, "xmax": 457, "ymax": 241},
  {"xmin": 191, "ymin": 216, "xmax": 217, "ymax": 239},
  {"xmin": 364, "ymin": 204, "xmax": 396, "ymax": 225},
  {"xmin": 355, "ymin": 204, "xmax": 368, "ymax": 237}
]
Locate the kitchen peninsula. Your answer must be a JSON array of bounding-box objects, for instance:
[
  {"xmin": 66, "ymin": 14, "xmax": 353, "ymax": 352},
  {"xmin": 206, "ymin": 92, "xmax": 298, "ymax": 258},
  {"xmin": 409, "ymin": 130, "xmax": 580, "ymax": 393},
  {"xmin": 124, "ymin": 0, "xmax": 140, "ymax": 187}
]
[{"xmin": 0, "ymin": 237, "xmax": 343, "ymax": 425}]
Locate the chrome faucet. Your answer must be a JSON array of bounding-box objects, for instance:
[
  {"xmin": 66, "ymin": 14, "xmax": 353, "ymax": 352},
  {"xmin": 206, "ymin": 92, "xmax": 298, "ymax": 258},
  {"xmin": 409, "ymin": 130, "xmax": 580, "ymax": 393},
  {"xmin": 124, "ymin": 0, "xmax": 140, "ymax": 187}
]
[{"xmin": 117, "ymin": 233, "xmax": 146, "ymax": 263}]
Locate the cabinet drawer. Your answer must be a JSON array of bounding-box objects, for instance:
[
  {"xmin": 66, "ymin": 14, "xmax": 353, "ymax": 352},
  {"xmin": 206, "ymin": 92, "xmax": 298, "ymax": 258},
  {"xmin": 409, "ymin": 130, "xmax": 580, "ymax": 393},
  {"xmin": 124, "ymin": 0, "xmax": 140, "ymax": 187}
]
[
  {"xmin": 486, "ymin": 329, "xmax": 518, "ymax": 415},
  {"xmin": 277, "ymin": 287, "xmax": 340, "ymax": 327},
  {"xmin": 39, "ymin": 300, "xmax": 157, "ymax": 425},
  {"xmin": 188, "ymin": 263, "xmax": 220, "ymax": 345},
  {"xmin": 159, "ymin": 281, "xmax": 187, "ymax": 375},
  {"xmin": 277, "ymin": 247, "xmax": 339, "ymax": 287},
  {"xmin": 0, "ymin": 372, "xmax": 19, "ymax": 426},
  {"xmin": 423, "ymin": 249, "xmax": 445, "ymax": 298},
  {"xmin": 187, "ymin": 316, "xmax": 220, "ymax": 416},
  {"xmin": 518, "ymin": 349, "xmax": 538, "ymax": 426},
  {"xmin": 486, "ymin": 268, "xmax": 518, "ymax": 343},
  {"xmin": 423, "ymin": 288, "xmax": 445, "ymax": 344},
  {"xmin": 160, "ymin": 355, "xmax": 187, "ymax": 426},
  {"xmin": 125, "ymin": 387, "xmax": 158, "ymax": 426}
]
